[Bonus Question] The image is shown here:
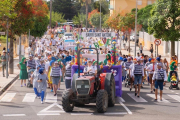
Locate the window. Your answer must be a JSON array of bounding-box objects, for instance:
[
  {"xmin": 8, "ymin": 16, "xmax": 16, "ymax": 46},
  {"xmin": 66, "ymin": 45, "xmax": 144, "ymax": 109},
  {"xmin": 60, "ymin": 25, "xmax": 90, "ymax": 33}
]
[
  {"xmin": 147, "ymin": 1, "xmax": 152, "ymax": 5},
  {"xmin": 137, "ymin": 0, "xmax": 142, "ymax": 5}
]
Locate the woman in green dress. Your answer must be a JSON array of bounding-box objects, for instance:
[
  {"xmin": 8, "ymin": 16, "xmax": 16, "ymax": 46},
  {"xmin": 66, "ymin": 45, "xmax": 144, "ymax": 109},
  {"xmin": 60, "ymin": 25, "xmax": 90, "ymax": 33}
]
[{"xmin": 17, "ymin": 57, "xmax": 28, "ymax": 87}]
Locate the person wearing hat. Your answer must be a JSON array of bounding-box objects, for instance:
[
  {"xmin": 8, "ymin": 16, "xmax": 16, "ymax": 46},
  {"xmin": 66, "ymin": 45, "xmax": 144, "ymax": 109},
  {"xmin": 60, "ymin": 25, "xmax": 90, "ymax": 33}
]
[
  {"xmin": 27, "ymin": 55, "xmax": 36, "ymax": 72},
  {"xmin": 31, "ymin": 65, "xmax": 41, "ymax": 98},
  {"xmin": 129, "ymin": 58, "xmax": 138, "ymax": 91},
  {"xmin": 39, "ymin": 59, "xmax": 45, "ymax": 70},
  {"xmin": 1, "ymin": 50, "xmax": 7, "ymax": 77},
  {"xmin": 36, "ymin": 54, "xmax": 42, "ymax": 66},
  {"xmin": 152, "ymin": 63, "xmax": 167, "ymax": 101},
  {"xmin": 122, "ymin": 58, "xmax": 127, "ymax": 83},
  {"xmin": 37, "ymin": 68, "xmax": 48, "ymax": 104},
  {"xmin": 17, "ymin": 57, "xmax": 28, "ymax": 87},
  {"xmin": 132, "ymin": 58, "xmax": 144, "ymax": 97},
  {"xmin": 84, "ymin": 60, "xmax": 97, "ymax": 75},
  {"xmin": 50, "ymin": 61, "xmax": 62, "ymax": 96},
  {"xmin": 116, "ymin": 57, "xmax": 123, "ymax": 65},
  {"xmin": 146, "ymin": 58, "xmax": 157, "ymax": 93}
]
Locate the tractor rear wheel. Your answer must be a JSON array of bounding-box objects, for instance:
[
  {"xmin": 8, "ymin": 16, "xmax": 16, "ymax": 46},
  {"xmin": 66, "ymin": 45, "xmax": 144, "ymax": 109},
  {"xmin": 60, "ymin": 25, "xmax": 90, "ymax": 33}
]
[
  {"xmin": 96, "ymin": 90, "xmax": 108, "ymax": 113},
  {"xmin": 62, "ymin": 89, "xmax": 74, "ymax": 112},
  {"xmin": 108, "ymin": 75, "xmax": 116, "ymax": 107}
]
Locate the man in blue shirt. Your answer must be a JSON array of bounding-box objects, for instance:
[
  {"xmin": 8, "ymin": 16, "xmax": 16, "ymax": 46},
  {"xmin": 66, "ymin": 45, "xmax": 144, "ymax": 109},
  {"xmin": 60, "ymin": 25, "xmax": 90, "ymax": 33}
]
[{"xmin": 65, "ymin": 52, "xmax": 71, "ymax": 62}]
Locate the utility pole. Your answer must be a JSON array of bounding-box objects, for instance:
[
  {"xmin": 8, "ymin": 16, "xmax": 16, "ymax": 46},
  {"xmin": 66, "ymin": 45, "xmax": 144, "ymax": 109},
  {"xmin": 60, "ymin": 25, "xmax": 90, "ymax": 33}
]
[
  {"xmin": 100, "ymin": 0, "xmax": 101, "ymax": 32},
  {"xmin": 49, "ymin": 0, "xmax": 52, "ymax": 28},
  {"xmin": 19, "ymin": 35, "xmax": 21, "ymax": 62},
  {"xmin": 134, "ymin": 0, "xmax": 137, "ymax": 57},
  {"xmin": 6, "ymin": 20, "xmax": 9, "ymax": 78}
]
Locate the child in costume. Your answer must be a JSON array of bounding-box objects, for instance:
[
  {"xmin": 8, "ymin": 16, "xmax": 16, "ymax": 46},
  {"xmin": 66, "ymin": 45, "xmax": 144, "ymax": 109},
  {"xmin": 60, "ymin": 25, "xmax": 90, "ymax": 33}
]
[
  {"xmin": 171, "ymin": 73, "xmax": 177, "ymax": 82},
  {"xmin": 104, "ymin": 54, "xmax": 112, "ymax": 68}
]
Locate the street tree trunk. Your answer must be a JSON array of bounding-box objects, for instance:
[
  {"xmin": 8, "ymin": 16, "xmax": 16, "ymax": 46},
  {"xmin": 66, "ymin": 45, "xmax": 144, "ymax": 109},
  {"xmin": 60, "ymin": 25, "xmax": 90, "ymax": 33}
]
[
  {"xmin": 128, "ymin": 33, "xmax": 130, "ymax": 54},
  {"xmin": 9, "ymin": 36, "xmax": 14, "ymax": 74},
  {"xmin": 171, "ymin": 41, "xmax": 175, "ymax": 57},
  {"xmin": 86, "ymin": 0, "xmax": 88, "ymax": 29}
]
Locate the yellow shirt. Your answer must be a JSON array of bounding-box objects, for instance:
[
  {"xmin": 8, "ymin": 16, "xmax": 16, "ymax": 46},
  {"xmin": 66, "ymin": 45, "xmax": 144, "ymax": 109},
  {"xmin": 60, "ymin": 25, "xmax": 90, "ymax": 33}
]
[{"xmin": 171, "ymin": 76, "xmax": 177, "ymax": 81}]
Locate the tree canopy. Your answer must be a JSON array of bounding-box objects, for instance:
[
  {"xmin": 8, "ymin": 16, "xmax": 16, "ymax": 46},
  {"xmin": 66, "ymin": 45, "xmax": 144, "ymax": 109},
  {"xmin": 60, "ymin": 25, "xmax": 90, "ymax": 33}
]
[
  {"xmin": 148, "ymin": 0, "xmax": 180, "ymax": 56},
  {"xmin": 137, "ymin": 4, "xmax": 153, "ymax": 32}
]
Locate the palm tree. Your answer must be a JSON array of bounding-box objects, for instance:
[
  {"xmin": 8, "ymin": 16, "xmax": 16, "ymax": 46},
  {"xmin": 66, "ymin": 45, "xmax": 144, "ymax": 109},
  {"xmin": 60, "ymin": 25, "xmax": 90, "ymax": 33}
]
[{"xmin": 76, "ymin": 0, "xmax": 91, "ymax": 28}]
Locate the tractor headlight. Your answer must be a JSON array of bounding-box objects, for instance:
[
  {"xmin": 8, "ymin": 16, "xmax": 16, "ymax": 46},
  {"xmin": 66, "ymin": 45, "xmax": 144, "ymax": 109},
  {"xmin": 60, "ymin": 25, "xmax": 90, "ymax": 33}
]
[{"xmin": 76, "ymin": 80, "xmax": 90, "ymax": 95}]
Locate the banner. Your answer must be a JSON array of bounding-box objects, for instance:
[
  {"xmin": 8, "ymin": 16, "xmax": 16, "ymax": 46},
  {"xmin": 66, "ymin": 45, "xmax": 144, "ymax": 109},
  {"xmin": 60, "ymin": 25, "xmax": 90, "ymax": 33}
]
[{"xmin": 82, "ymin": 32, "xmax": 116, "ymax": 38}]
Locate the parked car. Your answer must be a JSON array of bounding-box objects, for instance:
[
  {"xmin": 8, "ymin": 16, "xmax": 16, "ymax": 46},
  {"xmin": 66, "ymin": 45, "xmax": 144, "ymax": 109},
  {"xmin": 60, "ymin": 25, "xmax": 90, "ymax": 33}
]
[
  {"xmin": 130, "ymin": 34, "xmax": 139, "ymax": 42},
  {"xmin": 63, "ymin": 32, "xmax": 73, "ymax": 40}
]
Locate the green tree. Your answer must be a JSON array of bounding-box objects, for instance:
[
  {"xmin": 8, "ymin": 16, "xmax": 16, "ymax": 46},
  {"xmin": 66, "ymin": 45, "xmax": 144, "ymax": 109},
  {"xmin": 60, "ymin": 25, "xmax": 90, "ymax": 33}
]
[
  {"xmin": 102, "ymin": 14, "xmax": 109, "ymax": 28},
  {"xmin": 148, "ymin": 0, "xmax": 180, "ymax": 56},
  {"xmin": 30, "ymin": 16, "xmax": 49, "ymax": 37},
  {"xmin": 92, "ymin": 0, "xmax": 109, "ymax": 14},
  {"xmin": 118, "ymin": 12, "xmax": 135, "ymax": 53},
  {"xmin": 90, "ymin": 12, "xmax": 103, "ymax": 28},
  {"xmin": 72, "ymin": 13, "xmax": 90, "ymax": 27},
  {"xmin": 137, "ymin": 4, "xmax": 153, "ymax": 32},
  {"xmin": 48, "ymin": 11, "xmax": 66, "ymax": 27}
]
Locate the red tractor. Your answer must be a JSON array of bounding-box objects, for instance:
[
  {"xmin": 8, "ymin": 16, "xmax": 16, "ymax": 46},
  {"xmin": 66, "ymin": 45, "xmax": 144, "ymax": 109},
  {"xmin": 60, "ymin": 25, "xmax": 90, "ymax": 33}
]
[{"xmin": 62, "ymin": 48, "xmax": 116, "ymax": 113}]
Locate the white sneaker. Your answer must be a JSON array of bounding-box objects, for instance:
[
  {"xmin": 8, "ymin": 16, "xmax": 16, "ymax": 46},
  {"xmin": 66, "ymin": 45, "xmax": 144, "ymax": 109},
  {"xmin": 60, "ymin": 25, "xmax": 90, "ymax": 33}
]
[{"xmin": 41, "ymin": 101, "xmax": 43, "ymax": 104}]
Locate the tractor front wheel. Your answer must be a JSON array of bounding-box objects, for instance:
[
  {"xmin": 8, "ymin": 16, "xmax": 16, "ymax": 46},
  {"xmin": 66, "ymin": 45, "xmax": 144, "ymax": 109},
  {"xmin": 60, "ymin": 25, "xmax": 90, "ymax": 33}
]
[
  {"xmin": 96, "ymin": 90, "xmax": 108, "ymax": 113},
  {"xmin": 62, "ymin": 89, "xmax": 74, "ymax": 112},
  {"xmin": 108, "ymin": 75, "xmax": 116, "ymax": 107}
]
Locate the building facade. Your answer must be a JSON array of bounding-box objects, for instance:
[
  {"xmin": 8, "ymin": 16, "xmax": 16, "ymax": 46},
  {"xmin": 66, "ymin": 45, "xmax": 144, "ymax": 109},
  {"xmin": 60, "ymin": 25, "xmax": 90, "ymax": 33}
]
[{"xmin": 109, "ymin": 0, "xmax": 156, "ymax": 15}]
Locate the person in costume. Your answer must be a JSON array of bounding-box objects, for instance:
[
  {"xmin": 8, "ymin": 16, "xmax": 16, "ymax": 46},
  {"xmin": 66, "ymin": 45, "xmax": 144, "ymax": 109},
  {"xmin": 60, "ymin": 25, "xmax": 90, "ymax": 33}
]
[
  {"xmin": 37, "ymin": 68, "xmax": 48, "ymax": 104},
  {"xmin": 31, "ymin": 65, "xmax": 41, "ymax": 98},
  {"xmin": 48, "ymin": 60, "xmax": 55, "ymax": 92},
  {"xmin": 17, "ymin": 57, "xmax": 28, "ymax": 87},
  {"xmin": 104, "ymin": 54, "xmax": 112, "ymax": 68},
  {"xmin": 168, "ymin": 61, "xmax": 179, "ymax": 82}
]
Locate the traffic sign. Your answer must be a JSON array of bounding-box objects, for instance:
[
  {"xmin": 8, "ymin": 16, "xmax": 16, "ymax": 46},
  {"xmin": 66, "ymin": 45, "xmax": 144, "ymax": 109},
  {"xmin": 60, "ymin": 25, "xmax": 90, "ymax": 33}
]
[
  {"xmin": 0, "ymin": 32, "xmax": 5, "ymax": 35},
  {"xmin": 154, "ymin": 39, "xmax": 161, "ymax": 46}
]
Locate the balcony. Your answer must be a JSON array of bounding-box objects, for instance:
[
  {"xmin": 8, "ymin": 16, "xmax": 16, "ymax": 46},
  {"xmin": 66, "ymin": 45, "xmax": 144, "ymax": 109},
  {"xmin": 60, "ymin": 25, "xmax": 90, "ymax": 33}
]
[{"xmin": 109, "ymin": 4, "xmax": 114, "ymax": 10}]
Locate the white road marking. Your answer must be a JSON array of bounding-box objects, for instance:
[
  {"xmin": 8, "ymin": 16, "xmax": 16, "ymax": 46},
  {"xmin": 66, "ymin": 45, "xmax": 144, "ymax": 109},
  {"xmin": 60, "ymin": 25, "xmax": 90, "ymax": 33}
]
[
  {"xmin": 118, "ymin": 100, "xmax": 132, "ymax": 115},
  {"xmin": 118, "ymin": 97, "xmax": 125, "ymax": 102},
  {"xmin": 0, "ymin": 93, "xmax": 16, "ymax": 102},
  {"xmin": 0, "ymin": 80, "xmax": 18, "ymax": 100},
  {"xmin": 37, "ymin": 102, "xmax": 65, "ymax": 116},
  {"xmin": 165, "ymin": 88, "xmax": 168, "ymax": 90},
  {"xmin": 104, "ymin": 112, "xmax": 127, "ymax": 115},
  {"xmin": 37, "ymin": 113, "xmax": 60, "ymax": 116},
  {"xmin": 71, "ymin": 113, "xmax": 93, "ymax": 115},
  {"xmin": 167, "ymin": 94, "xmax": 180, "ymax": 102},
  {"xmin": 170, "ymin": 90, "xmax": 174, "ymax": 92},
  {"xmin": 3, "ymin": 114, "xmax": 26, "ymax": 117},
  {"xmin": 127, "ymin": 93, "xmax": 147, "ymax": 102},
  {"xmin": 147, "ymin": 94, "xmax": 170, "ymax": 103},
  {"xmin": 176, "ymin": 93, "xmax": 179, "ymax": 95},
  {"xmin": 45, "ymin": 93, "xmax": 57, "ymax": 103},
  {"xmin": 22, "ymin": 93, "xmax": 36, "ymax": 102}
]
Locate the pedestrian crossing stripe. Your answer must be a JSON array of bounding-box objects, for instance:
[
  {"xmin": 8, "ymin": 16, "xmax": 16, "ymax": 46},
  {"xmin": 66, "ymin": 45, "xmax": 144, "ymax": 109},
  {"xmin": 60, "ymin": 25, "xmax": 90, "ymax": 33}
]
[
  {"xmin": 22, "ymin": 93, "xmax": 36, "ymax": 102},
  {"xmin": 1, "ymin": 92, "xmax": 180, "ymax": 103},
  {"xmin": 127, "ymin": 93, "xmax": 147, "ymax": 102},
  {"xmin": 147, "ymin": 94, "xmax": 170, "ymax": 103}
]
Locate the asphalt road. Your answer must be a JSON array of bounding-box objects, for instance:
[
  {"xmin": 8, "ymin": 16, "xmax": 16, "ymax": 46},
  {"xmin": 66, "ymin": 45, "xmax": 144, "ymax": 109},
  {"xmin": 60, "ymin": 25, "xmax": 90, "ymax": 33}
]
[{"xmin": 0, "ymin": 79, "xmax": 180, "ymax": 120}]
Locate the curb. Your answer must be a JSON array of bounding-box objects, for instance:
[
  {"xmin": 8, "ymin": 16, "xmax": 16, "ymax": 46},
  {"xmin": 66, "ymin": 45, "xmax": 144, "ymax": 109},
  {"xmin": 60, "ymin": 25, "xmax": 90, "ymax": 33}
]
[{"xmin": 0, "ymin": 74, "xmax": 19, "ymax": 96}]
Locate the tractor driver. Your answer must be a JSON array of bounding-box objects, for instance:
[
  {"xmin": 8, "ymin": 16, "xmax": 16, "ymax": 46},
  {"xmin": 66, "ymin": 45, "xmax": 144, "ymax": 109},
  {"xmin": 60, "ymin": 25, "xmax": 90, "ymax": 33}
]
[{"xmin": 84, "ymin": 60, "xmax": 97, "ymax": 75}]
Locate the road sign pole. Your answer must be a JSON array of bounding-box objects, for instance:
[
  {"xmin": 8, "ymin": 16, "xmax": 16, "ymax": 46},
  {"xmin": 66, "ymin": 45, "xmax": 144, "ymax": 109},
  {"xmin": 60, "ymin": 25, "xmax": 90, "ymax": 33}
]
[
  {"xmin": 19, "ymin": 35, "xmax": 21, "ymax": 62},
  {"xmin": 155, "ymin": 45, "xmax": 156, "ymax": 57},
  {"xmin": 6, "ymin": 20, "xmax": 9, "ymax": 79}
]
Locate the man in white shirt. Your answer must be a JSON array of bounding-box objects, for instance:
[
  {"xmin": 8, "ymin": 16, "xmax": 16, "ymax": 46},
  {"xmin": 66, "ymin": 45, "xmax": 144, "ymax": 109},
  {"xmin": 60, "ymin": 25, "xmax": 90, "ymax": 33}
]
[{"xmin": 84, "ymin": 60, "xmax": 97, "ymax": 75}]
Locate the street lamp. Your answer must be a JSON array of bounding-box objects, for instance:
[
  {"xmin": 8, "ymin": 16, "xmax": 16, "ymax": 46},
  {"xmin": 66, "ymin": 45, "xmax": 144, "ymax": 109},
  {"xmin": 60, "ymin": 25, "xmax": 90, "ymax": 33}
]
[
  {"xmin": 76, "ymin": 41, "xmax": 80, "ymax": 77},
  {"xmin": 134, "ymin": 0, "xmax": 138, "ymax": 57},
  {"xmin": 112, "ymin": 41, "xmax": 116, "ymax": 65}
]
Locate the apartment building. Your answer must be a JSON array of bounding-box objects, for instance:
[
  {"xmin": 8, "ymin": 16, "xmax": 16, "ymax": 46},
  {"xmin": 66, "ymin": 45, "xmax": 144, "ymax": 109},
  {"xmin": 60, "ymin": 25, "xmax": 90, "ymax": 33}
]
[{"xmin": 109, "ymin": 0, "xmax": 156, "ymax": 15}]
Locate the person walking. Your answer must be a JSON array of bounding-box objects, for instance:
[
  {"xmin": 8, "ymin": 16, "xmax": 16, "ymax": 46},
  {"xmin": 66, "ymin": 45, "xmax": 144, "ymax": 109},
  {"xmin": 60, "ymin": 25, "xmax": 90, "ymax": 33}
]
[
  {"xmin": 163, "ymin": 58, "xmax": 169, "ymax": 74},
  {"xmin": 1, "ymin": 50, "xmax": 6, "ymax": 77},
  {"xmin": 31, "ymin": 65, "xmax": 41, "ymax": 98},
  {"xmin": 50, "ymin": 61, "xmax": 62, "ymax": 96},
  {"xmin": 152, "ymin": 63, "xmax": 167, "ymax": 101},
  {"xmin": 150, "ymin": 44, "xmax": 153, "ymax": 54},
  {"xmin": 48, "ymin": 60, "xmax": 54, "ymax": 92},
  {"xmin": 132, "ymin": 58, "xmax": 144, "ymax": 97},
  {"xmin": 139, "ymin": 43, "xmax": 143, "ymax": 54},
  {"xmin": 17, "ymin": 57, "xmax": 28, "ymax": 87},
  {"xmin": 65, "ymin": 61, "xmax": 72, "ymax": 89},
  {"xmin": 37, "ymin": 68, "xmax": 48, "ymax": 104}
]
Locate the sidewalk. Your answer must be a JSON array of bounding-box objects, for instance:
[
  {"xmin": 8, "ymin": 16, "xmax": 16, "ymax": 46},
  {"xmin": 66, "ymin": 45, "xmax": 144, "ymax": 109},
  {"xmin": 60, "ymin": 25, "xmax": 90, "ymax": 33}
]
[{"xmin": 0, "ymin": 47, "xmax": 28, "ymax": 96}]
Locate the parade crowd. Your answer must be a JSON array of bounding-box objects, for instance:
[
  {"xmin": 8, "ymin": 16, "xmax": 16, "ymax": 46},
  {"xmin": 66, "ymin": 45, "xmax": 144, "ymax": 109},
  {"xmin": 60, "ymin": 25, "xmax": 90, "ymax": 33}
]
[{"xmin": 1, "ymin": 28, "xmax": 179, "ymax": 104}]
